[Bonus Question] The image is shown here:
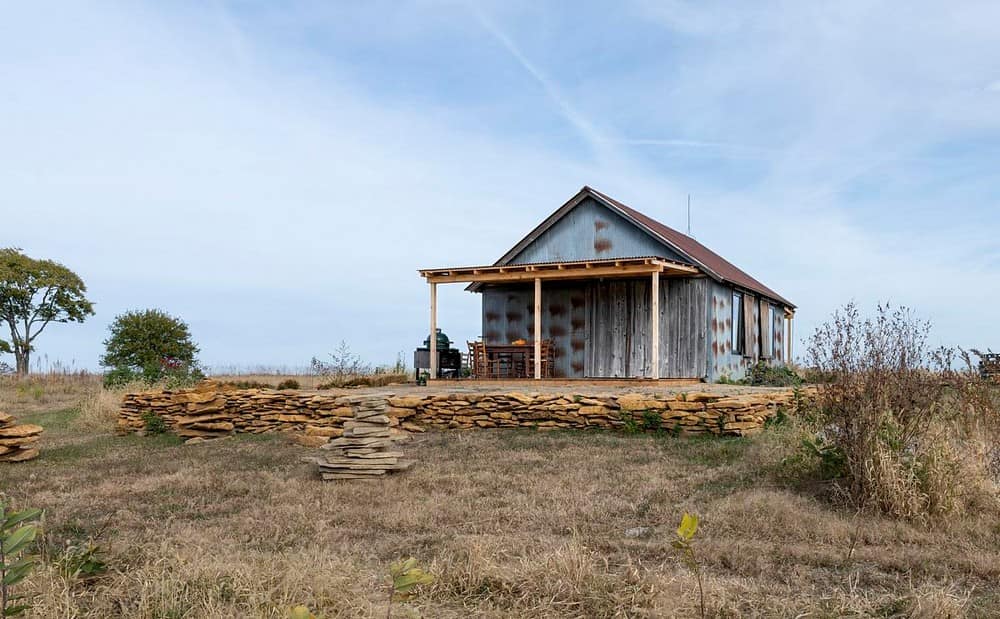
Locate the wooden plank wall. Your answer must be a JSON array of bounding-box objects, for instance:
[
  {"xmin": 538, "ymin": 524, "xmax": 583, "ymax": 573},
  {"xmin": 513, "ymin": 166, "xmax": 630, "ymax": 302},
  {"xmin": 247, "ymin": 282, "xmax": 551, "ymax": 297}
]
[
  {"xmin": 484, "ymin": 276, "xmax": 715, "ymax": 379},
  {"xmin": 664, "ymin": 277, "xmax": 709, "ymax": 378},
  {"xmin": 583, "ymin": 277, "xmax": 707, "ymax": 379}
]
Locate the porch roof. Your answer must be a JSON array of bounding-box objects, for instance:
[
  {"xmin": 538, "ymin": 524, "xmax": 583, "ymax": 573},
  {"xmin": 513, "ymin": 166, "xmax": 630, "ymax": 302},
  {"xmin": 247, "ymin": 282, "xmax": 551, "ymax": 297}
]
[{"xmin": 418, "ymin": 256, "xmax": 699, "ymax": 284}]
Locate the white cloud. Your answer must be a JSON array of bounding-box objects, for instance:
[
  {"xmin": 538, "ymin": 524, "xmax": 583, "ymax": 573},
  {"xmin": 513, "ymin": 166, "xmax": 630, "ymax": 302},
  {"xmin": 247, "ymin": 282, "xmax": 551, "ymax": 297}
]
[{"xmin": 1, "ymin": 0, "xmax": 998, "ymax": 370}]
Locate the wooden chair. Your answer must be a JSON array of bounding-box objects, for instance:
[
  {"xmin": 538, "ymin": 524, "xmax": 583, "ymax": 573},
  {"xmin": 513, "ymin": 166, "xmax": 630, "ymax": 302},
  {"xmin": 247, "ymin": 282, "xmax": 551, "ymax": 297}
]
[
  {"xmin": 527, "ymin": 340, "xmax": 555, "ymax": 378},
  {"xmin": 468, "ymin": 341, "xmax": 488, "ymax": 378}
]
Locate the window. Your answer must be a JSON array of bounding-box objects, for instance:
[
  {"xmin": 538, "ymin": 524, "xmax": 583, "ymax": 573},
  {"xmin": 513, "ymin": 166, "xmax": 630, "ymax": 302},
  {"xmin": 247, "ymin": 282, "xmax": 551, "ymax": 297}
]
[
  {"xmin": 731, "ymin": 292, "xmax": 744, "ymax": 355},
  {"xmin": 767, "ymin": 304, "xmax": 781, "ymax": 359}
]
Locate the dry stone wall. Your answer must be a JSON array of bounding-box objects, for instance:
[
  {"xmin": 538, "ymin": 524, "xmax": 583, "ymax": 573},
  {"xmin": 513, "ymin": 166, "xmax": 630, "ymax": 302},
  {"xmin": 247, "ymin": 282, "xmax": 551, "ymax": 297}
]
[{"xmin": 119, "ymin": 381, "xmax": 809, "ymax": 440}]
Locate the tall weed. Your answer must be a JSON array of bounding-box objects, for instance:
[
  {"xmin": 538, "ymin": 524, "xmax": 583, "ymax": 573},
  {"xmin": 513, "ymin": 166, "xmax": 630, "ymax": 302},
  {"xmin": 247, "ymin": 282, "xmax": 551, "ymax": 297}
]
[{"xmin": 806, "ymin": 302, "xmax": 999, "ymax": 518}]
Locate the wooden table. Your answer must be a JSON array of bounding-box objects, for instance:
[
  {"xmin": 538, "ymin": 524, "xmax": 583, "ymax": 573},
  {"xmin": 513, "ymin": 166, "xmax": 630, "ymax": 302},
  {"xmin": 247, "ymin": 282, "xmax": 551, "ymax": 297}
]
[{"xmin": 485, "ymin": 344, "xmax": 533, "ymax": 378}]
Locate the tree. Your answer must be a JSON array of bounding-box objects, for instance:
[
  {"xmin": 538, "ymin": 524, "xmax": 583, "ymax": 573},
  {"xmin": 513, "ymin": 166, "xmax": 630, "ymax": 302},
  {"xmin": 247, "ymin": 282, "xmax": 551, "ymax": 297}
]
[
  {"xmin": 100, "ymin": 309, "xmax": 199, "ymax": 380},
  {"xmin": 0, "ymin": 248, "xmax": 94, "ymax": 376}
]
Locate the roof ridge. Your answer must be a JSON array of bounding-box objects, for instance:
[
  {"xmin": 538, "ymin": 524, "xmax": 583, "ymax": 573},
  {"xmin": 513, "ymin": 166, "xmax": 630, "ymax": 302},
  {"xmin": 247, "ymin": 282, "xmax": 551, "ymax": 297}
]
[{"xmin": 585, "ymin": 187, "xmax": 793, "ymax": 307}]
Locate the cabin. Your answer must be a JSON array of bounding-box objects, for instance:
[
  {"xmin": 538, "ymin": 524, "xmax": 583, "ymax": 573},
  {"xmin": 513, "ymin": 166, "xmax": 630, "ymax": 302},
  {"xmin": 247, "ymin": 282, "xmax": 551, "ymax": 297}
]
[{"xmin": 419, "ymin": 186, "xmax": 795, "ymax": 382}]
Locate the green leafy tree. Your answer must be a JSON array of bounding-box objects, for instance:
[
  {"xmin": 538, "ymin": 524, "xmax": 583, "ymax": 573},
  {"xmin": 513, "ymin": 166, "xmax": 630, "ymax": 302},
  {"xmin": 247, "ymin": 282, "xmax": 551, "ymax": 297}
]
[
  {"xmin": 0, "ymin": 248, "xmax": 94, "ymax": 376},
  {"xmin": 100, "ymin": 309, "xmax": 200, "ymax": 382}
]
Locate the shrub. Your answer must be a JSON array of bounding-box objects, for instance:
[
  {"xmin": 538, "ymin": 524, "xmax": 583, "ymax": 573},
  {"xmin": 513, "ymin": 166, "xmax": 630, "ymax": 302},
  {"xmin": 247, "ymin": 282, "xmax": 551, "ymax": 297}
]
[
  {"xmin": 223, "ymin": 380, "xmax": 275, "ymax": 389},
  {"xmin": 745, "ymin": 361, "xmax": 802, "ymax": 387},
  {"xmin": 101, "ymin": 309, "xmax": 201, "ymax": 384},
  {"xmin": 641, "ymin": 410, "xmax": 662, "ymax": 432},
  {"xmin": 102, "ymin": 367, "xmax": 138, "ymax": 388},
  {"xmin": 276, "ymin": 379, "xmax": 300, "ymax": 390},
  {"xmin": 55, "ymin": 539, "xmax": 108, "ymax": 584},
  {"xmin": 1, "ymin": 499, "xmax": 43, "ymax": 617},
  {"xmin": 672, "ymin": 513, "xmax": 705, "ymax": 619},
  {"xmin": 805, "ymin": 302, "xmax": 1000, "ymax": 518},
  {"xmin": 620, "ymin": 413, "xmax": 642, "ymax": 434},
  {"xmin": 140, "ymin": 410, "xmax": 167, "ymax": 435},
  {"xmin": 311, "ymin": 341, "xmax": 370, "ymax": 378}
]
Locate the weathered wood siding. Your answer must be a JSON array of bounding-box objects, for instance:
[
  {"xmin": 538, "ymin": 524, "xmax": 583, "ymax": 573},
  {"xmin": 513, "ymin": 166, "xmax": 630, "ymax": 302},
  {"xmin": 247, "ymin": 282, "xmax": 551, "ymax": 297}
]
[
  {"xmin": 483, "ymin": 277, "xmax": 708, "ymax": 379},
  {"xmin": 507, "ymin": 197, "xmax": 687, "ymax": 264}
]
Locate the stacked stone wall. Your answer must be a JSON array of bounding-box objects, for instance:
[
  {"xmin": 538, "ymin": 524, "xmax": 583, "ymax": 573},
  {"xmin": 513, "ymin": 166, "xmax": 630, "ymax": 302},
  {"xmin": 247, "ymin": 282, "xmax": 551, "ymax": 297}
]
[{"xmin": 120, "ymin": 381, "xmax": 811, "ymax": 440}]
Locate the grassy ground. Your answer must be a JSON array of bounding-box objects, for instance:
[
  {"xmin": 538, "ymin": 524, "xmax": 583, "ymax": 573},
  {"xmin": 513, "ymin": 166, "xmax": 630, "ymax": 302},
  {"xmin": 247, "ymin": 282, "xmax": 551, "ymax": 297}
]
[{"xmin": 0, "ymin": 378, "xmax": 998, "ymax": 617}]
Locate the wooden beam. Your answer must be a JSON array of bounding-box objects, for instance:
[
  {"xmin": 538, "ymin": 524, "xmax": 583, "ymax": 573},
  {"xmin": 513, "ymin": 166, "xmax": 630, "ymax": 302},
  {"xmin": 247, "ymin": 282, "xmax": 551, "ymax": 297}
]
[
  {"xmin": 534, "ymin": 278, "xmax": 542, "ymax": 380},
  {"xmin": 651, "ymin": 270, "xmax": 660, "ymax": 379},
  {"xmin": 423, "ymin": 264, "xmax": 681, "ymax": 284},
  {"xmin": 788, "ymin": 315, "xmax": 794, "ymax": 362},
  {"xmin": 429, "ymin": 282, "xmax": 437, "ymax": 378}
]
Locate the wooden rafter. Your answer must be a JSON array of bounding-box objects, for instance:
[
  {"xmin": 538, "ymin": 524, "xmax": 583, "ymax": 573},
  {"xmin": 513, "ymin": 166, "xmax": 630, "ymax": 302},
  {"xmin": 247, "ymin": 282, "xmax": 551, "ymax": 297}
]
[{"xmin": 418, "ymin": 257, "xmax": 698, "ymax": 284}]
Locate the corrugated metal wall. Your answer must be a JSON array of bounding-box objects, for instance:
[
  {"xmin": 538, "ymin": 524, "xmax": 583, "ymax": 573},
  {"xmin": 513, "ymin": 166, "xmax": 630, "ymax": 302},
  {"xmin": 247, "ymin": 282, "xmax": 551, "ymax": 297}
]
[
  {"xmin": 707, "ymin": 280, "xmax": 786, "ymax": 381},
  {"xmin": 482, "ymin": 277, "xmax": 708, "ymax": 379},
  {"xmin": 481, "ymin": 283, "xmax": 586, "ymax": 378},
  {"xmin": 508, "ymin": 197, "xmax": 688, "ymax": 264}
]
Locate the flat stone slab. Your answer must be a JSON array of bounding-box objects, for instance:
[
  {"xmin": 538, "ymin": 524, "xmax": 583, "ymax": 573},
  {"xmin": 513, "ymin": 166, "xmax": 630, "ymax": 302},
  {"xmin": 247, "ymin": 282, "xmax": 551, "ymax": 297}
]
[
  {"xmin": 0, "ymin": 424, "xmax": 43, "ymax": 438},
  {"xmin": 0, "ymin": 448, "xmax": 39, "ymax": 462}
]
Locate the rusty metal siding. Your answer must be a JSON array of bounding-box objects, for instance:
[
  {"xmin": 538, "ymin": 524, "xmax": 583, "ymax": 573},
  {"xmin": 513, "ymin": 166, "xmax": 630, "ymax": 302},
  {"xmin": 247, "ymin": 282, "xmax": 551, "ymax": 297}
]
[
  {"xmin": 707, "ymin": 282, "xmax": 789, "ymax": 381},
  {"xmin": 482, "ymin": 283, "xmax": 586, "ymax": 378},
  {"xmin": 507, "ymin": 197, "xmax": 687, "ymax": 265},
  {"xmin": 709, "ymin": 281, "xmax": 743, "ymax": 381}
]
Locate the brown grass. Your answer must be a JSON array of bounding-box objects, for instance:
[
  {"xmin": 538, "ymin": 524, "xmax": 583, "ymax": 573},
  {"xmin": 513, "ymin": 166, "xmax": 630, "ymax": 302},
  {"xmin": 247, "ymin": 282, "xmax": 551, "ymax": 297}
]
[
  {"xmin": 211, "ymin": 373, "xmax": 411, "ymax": 390},
  {"xmin": 0, "ymin": 378, "xmax": 998, "ymax": 617}
]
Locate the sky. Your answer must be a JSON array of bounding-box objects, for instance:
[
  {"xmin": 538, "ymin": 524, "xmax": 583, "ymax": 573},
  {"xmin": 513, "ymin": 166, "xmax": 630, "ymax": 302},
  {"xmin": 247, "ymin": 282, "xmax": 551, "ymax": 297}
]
[{"xmin": 2, "ymin": 1, "xmax": 999, "ymax": 372}]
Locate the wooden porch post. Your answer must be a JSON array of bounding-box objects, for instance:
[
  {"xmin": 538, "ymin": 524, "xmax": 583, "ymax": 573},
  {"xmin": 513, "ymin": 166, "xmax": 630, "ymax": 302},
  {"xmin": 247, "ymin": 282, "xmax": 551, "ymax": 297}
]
[
  {"xmin": 788, "ymin": 314, "xmax": 794, "ymax": 362},
  {"xmin": 650, "ymin": 270, "xmax": 660, "ymax": 379},
  {"xmin": 429, "ymin": 282, "xmax": 437, "ymax": 378},
  {"xmin": 534, "ymin": 277, "xmax": 542, "ymax": 380}
]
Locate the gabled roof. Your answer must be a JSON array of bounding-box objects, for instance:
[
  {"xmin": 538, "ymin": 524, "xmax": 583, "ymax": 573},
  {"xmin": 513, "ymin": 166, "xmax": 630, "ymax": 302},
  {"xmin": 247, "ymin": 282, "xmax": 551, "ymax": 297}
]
[{"xmin": 495, "ymin": 186, "xmax": 795, "ymax": 308}]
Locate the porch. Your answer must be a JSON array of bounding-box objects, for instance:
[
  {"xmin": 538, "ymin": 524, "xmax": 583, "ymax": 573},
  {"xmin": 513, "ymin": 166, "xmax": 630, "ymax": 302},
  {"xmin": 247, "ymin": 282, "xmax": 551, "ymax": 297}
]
[{"xmin": 419, "ymin": 256, "xmax": 702, "ymax": 381}]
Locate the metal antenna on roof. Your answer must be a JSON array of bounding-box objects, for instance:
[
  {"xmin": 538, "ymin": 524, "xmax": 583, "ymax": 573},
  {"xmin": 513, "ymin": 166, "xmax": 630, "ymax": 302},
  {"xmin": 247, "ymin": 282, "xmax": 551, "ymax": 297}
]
[{"xmin": 687, "ymin": 194, "xmax": 692, "ymax": 237}]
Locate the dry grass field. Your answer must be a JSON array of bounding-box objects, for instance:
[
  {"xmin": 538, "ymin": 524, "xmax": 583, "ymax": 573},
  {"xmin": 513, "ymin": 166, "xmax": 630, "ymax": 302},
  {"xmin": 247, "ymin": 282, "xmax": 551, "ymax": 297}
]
[{"xmin": 1, "ymin": 376, "xmax": 998, "ymax": 618}]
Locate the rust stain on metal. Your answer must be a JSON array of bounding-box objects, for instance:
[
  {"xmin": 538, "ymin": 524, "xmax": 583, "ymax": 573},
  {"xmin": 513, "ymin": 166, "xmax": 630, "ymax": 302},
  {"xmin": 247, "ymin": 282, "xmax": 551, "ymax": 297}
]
[
  {"xmin": 570, "ymin": 317, "xmax": 585, "ymax": 330},
  {"xmin": 548, "ymin": 303, "xmax": 566, "ymax": 317},
  {"xmin": 570, "ymin": 296, "xmax": 585, "ymax": 309},
  {"xmin": 505, "ymin": 311, "xmax": 522, "ymax": 322},
  {"xmin": 485, "ymin": 330, "xmax": 499, "ymax": 341},
  {"xmin": 553, "ymin": 347, "xmax": 565, "ymax": 358},
  {"xmin": 571, "ymin": 361, "xmax": 584, "ymax": 373},
  {"xmin": 485, "ymin": 311, "xmax": 500, "ymax": 322},
  {"xmin": 571, "ymin": 339, "xmax": 585, "ymax": 352},
  {"xmin": 594, "ymin": 238, "xmax": 612, "ymax": 253},
  {"xmin": 549, "ymin": 324, "xmax": 567, "ymax": 337}
]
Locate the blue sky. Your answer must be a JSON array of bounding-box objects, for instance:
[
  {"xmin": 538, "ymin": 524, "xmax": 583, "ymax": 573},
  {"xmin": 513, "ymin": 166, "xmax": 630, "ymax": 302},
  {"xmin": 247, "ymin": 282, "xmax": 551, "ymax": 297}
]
[{"xmin": 2, "ymin": 1, "xmax": 999, "ymax": 372}]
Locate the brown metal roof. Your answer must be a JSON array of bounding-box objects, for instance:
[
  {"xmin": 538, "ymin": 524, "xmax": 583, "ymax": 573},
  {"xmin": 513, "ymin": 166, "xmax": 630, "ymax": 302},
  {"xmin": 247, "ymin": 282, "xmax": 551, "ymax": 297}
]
[
  {"xmin": 494, "ymin": 186, "xmax": 794, "ymax": 308},
  {"xmin": 586, "ymin": 187, "xmax": 793, "ymax": 307}
]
